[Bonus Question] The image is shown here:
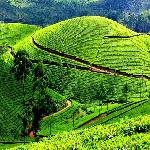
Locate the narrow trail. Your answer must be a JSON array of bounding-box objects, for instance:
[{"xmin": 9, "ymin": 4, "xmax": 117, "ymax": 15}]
[
  {"xmin": 103, "ymin": 34, "xmax": 150, "ymax": 39},
  {"xmin": 76, "ymin": 99, "xmax": 148, "ymax": 129},
  {"xmin": 80, "ymin": 113, "xmax": 107, "ymax": 127},
  {"xmin": 28, "ymin": 100, "xmax": 71, "ymax": 138},
  {"xmin": 42, "ymin": 100, "xmax": 71, "ymax": 120},
  {"xmin": 32, "ymin": 37, "xmax": 150, "ymax": 80}
]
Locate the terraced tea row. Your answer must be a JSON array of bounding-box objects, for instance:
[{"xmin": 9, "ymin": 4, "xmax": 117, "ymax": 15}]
[{"xmin": 10, "ymin": 115, "xmax": 150, "ymax": 150}]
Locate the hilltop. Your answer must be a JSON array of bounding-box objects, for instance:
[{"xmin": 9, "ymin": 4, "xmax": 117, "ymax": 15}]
[
  {"xmin": 15, "ymin": 16, "xmax": 150, "ymax": 76},
  {"xmin": 1, "ymin": 0, "xmax": 150, "ymax": 32}
]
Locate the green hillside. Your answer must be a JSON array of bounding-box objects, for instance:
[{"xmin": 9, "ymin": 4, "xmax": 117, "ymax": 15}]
[
  {"xmin": 13, "ymin": 16, "xmax": 150, "ymax": 102},
  {"xmin": 0, "ymin": 16, "xmax": 150, "ymax": 146},
  {"xmin": 82, "ymin": 99, "xmax": 150, "ymax": 128},
  {"xmin": 32, "ymin": 16, "xmax": 150, "ymax": 75},
  {"xmin": 14, "ymin": 16, "xmax": 150, "ymax": 75},
  {"xmin": 10, "ymin": 115, "xmax": 150, "ymax": 150},
  {"xmin": 0, "ymin": 23, "xmax": 40, "ymax": 46},
  {"xmin": 0, "ymin": 23, "xmax": 65, "ymax": 141}
]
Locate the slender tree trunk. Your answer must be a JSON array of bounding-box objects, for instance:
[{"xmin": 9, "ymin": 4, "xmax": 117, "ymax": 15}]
[
  {"xmin": 22, "ymin": 74, "xmax": 25, "ymax": 106},
  {"xmin": 22, "ymin": 74, "xmax": 26, "ymax": 144},
  {"xmin": 50, "ymin": 121, "xmax": 52, "ymax": 136}
]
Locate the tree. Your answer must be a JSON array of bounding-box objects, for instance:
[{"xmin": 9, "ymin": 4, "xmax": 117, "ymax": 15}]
[
  {"xmin": 96, "ymin": 80, "xmax": 115, "ymax": 113},
  {"xmin": 11, "ymin": 50, "xmax": 32, "ymax": 137},
  {"xmin": 11, "ymin": 50, "xmax": 32, "ymax": 104},
  {"xmin": 96, "ymin": 83, "xmax": 107, "ymax": 115},
  {"xmin": 31, "ymin": 63, "xmax": 56, "ymax": 136},
  {"xmin": 122, "ymin": 82, "xmax": 129, "ymax": 103}
]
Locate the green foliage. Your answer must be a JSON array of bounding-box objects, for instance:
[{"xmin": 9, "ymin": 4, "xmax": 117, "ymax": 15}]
[
  {"xmin": 11, "ymin": 50, "xmax": 32, "ymax": 81},
  {"xmin": 0, "ymin": 23, "xmax": 40, "ymax": 46},
  {"xmin": 39, "ymin": 101, "xmax": 121, "ymax": 136},
  {"xmin": 103, "ymin": 100, "xmax": 150, "ymax": 125},
  {"xmin": 0, "ymin": 16, "xmax": 149, "ymax": 143},
  {"xmin": 13, "ymin": 16, "xmax": 150, "ymax": 103},
  {"xmin": 10, "ymin": 115, "xmax": 150, "ymax": 150},
  {"xmin": 2, "ymin": 0, "xmax": 150, "ymax": 32},
  {"xmin": 39, "ymin": 100, "xmax": 79, "ymax": 135},
  {"xmin": 90, "ymin": 99, "xmax": 150, "ymax": 127}
]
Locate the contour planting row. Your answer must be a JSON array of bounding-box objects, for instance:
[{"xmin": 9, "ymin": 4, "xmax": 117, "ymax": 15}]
[
  {"xmin": 103, "ymin": 100, "xmax": 150, "ymax": 125},
  {"xmin": 91, "ymin": 99, "xmax": 149, "ymax": 127},
  {"xmin": 76, "ymin": 98, "xmax": 148, "ymax": 129},
  {"xmin": 10, "ymin": 115, "xmax": 150, "ymax": 150},
  {"xmin": 32, "ymin": 17, "xmax": 150, "ymax": 77}
]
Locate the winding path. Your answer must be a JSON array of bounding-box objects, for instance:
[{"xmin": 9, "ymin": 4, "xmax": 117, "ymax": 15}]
[
  {"xmin": 42, "ymin": 100, "xmax": 72, "ymax": 120},
  {"xmin": 32, "ymin": 37, "xmax": 150, "ymax": 80},
  {"xmin": 75, "ymin": 99, "xmax": 148, "ymax": 129}
]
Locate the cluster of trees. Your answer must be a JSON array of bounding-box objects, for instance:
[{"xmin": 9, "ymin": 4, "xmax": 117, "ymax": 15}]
[
  {"xmin": 1, "ymin": 0, "xmax": 149, "ymax": 32},
  {"xmin": 11, "ymin": 51, "xmax": 57, "ymax": 137}
]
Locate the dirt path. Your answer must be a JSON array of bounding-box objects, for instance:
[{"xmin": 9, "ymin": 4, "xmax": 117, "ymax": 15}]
[
  {"xmin": 77, "ymin": 113, "xmax": 107, "ymax": 128},
  {"xmin": 32, "ymin": 37, "xmax": 150, "ymax": 80},
  {"xmin": 42, "ymin": 100, "xmax": 72, "ymax": 120},
  {"xmin": 28, "ymin": 100, "xmax": 71, "ymax": 138},
  {"xmin": 76, "ymin": 99, "xmax": 148, "ymax": 129}
]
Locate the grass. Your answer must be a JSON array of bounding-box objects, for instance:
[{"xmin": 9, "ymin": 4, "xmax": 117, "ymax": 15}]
[
  {"xmin": 9, "ymin": 115, "xmax": 150, "ymax": 150},
  {"xmin": 103, "ymin": 99, "xmax": 150, "ymax": 125},
  {"xmin": 39, "ymin": 101, "xmax": 121, "ymax": 136},
  {"xmin": 32, "ymin": 16, "xmax": 150, "ymax": 76},
  {"xmin": 12, "ymin": 16, "xmax": 150, "ymax": 103},
  {"xmin": 0, "ymin": 23, "xmax": 40, "ymax": 46},
  {"xmin": 88, "ymin": 99, "xmax": 150, "ymax": 128},
  {"xmin": 0, "ymin": 144, "xmax": 22, "ymax": 150},
  {"xmin": 0, "ymin": 24, "xmax": 40, "ymax": 137},
  {"xmin": 39, "ymin": 100, "xmax": 79, "ymax": 135}
]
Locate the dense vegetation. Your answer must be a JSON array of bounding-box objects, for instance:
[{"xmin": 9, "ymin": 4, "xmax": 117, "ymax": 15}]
[
  {"xmin": 0, "ymin": 23, "xmax": 65, "ymax": 141},
  {"xmin": 10, "ymin": 115, "xmax": 150, "ymax": 149},
  {"xmin": 85, "ymin": 99, "xmax": 150, "ymax": 128},
  {"xmin": 1, "ymin": 0, "xmax": 150, "ymax": 32},
  {"xmin": 13, "ymin": 16, "xmax": 150, "ymax": 103},
  {"xmin": 0, "ymin": 16, "xmax": 150, "ymax": 149}
]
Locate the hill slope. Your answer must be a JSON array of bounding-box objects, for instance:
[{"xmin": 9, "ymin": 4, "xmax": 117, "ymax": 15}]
[
  {"xmin": 10, "ymin": 115, "xmax": 150, "ymax": 150},
  {"xmin": 0, "ymin": 23, "xmax": 40, "ymax": 46},
  {"xmin": 0, "ymin": 16, "xmax": 150, "ymax": 142},
  {"xmin": 0, "ymin": 23, "xmax": 65, "ymax": 141},
  {"xmin": 13, "ymin": 16, "xmax": 150, "ymax": 102},
  {"xmin": 14, "ymin": 16, "xmax": 150, "ymax": 76}
]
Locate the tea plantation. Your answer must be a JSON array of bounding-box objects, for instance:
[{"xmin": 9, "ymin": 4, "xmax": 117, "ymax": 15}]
[{"xmin": 0, "ymin": 16, "xmax": 150, "ymax": 149}]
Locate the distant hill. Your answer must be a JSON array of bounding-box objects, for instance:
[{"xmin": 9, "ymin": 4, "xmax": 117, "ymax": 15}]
[{"xmin": 0, "ymin": 0, "xmax": 149, "ymax": 32}]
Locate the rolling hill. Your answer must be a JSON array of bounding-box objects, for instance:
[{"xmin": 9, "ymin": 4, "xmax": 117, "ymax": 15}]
[
  {"xmin": 0, "ymin": 16, "xmax": 150, "ymax": 148},
  {"xmin": 13, "ymin": 16, "xmax": 150, "ymax": 102},
  {"xmin": 0, "ymin": 23, "xmax": 65, "ymax": 141}
]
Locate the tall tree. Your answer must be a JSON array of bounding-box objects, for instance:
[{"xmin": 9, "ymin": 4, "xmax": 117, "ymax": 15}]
[
  {"xmin": 122, "ymin": 82, "xmax": 129, "ymax": 103},
  {"xmin": 31, "ymin": 63, "xmax": 56, "ymax": 136},
  {"xmin": 11, "ymin": 50, "xmax": 32, "ymax": 137},
  {"xmin": 11, "ymin": 50, "xmax": 32, "ymax": 103}
]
